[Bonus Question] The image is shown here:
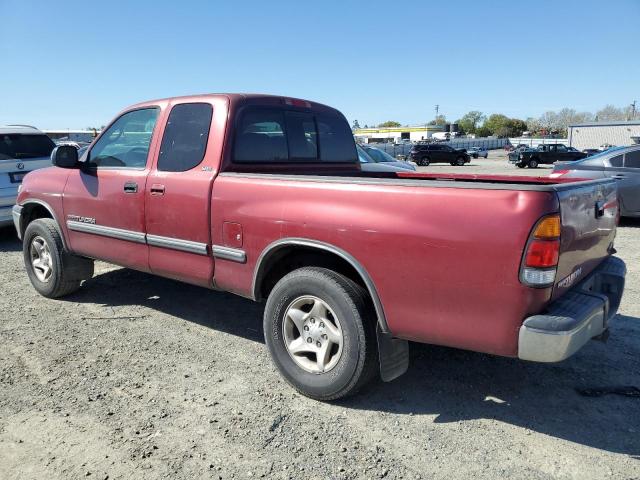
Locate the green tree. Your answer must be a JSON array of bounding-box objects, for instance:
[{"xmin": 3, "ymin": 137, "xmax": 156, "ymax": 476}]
[
  {"xmin": 475, "ymin": 126, "xmax": 492, "ymax": 137},
  {"xmin": 456, "ymin": 111, "xmax": 485, "ymax": 134},
  {"xmin": 483, "ymin": 114, "xmax": 510, "ymax": 135},
  {"xmin": 377, "ymin": 121, "xmax": 402, "ymax": 128},
  {"xmin": 484, "ymin": 114, "xmax": 527, "ymax": 138},
  {"xmin": 427, "ymin": 115, "xmax": 447, "ymax": 126}
]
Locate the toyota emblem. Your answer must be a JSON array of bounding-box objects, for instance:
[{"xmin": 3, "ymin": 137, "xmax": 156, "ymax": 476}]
[{"xmin": 16, "ymin": 162, "xmax": 24, "ymax": 170}]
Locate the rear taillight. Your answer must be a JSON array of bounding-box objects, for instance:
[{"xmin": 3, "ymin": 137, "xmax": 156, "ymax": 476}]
[
  {"xmin": 549, "ymin": 170, "xmax": 569, "ymax": 178},
  {"xmin": 520, "ymin": 214, "xmax": 561, "ymax": 287}
]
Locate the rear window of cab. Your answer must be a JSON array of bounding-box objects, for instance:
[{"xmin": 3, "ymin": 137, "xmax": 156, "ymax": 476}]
[{"xmin": 232, "ymin": 108, "xmax": 357, "ymax": 163}]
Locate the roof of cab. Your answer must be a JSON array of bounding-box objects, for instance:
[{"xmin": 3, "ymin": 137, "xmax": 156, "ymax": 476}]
[{"xmin": 126, "ymin": 93, "xmax": 338, "ymax": 113}]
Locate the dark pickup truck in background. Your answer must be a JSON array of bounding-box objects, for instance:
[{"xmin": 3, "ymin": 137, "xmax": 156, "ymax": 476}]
[{"xmin": 509, "ymin": 143, "xmax": 587, "ymax": 168}]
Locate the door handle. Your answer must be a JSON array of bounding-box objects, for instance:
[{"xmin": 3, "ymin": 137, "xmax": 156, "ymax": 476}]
[
  {"xmin": 124, "ymin": 181, "xmax": 138, "ymax": 193},
  {"xmin": 612, "ymin": 174, "xmax": 626, "ymax": 179},
  {"xmin": 150, "ymin": 184, "xmax": 165, "ymax": 196}
]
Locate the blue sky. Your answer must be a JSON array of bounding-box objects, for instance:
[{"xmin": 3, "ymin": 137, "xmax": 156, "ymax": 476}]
[{"xmin": 1, "ymin": 0, "xmax": 638, "ymax": 129}]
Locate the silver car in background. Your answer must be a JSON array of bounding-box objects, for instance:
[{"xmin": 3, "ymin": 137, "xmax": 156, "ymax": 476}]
[
  {"xmin": 0, "ymin": 126, "xmax": 55, "ymax": 227},
  {"xmin": 551, "ymin": 145, "xmax": 640, "ymax": 217},
  {"xmin": 467, "ymin": 147, "xmax": 488, "ymax": 159},
  {"xmin": 357, "ymin": 145, "xmax": 414, "ymax": 173},
  {"xmin": 361, "ymin": 146, "xmax": 416, "ymax": 171}
]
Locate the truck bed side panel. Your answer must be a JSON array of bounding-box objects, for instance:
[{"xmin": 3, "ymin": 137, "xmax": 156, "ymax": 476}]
[{"xmin": 211, "ymin": 174, "xmax": 559, "ymax": 357}]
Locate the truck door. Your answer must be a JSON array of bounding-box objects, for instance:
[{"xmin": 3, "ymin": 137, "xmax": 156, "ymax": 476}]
[
  {"xmin": 609, "ymin": 149, "xmax": 640, "ymax": 214},
  {"xmin": 62, "ymin": 107, "xmax": 160, "ymax": 271},
  {"xmin": 144, "ymin": 101, "xmax": 219, "ymax": 287}
]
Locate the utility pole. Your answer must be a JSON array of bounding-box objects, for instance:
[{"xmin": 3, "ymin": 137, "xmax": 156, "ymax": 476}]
[
  {"xmin": 435, "ymin": 104, "xmax": 439, "ymax": 119},
  {"xmin": 631, "ymin": 100, "xmax": 637, "ymax": 120}
]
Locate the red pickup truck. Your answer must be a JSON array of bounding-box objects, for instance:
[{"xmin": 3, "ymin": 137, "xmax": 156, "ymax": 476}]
[{"xmin": 12, "ymin": 94, "xmax": 626, "ymax": 400}]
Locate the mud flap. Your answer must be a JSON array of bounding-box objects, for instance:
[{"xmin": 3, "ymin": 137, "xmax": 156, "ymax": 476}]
[{"xmin": 376, "ymin": 324, "xmax": 409, "ymax": 382}]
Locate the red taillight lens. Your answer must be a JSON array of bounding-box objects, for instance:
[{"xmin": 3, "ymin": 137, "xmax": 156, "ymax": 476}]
[
  {"xmin": 525, "ymin": 240, "xmax": 560, "ymax": 268},
  {"xmin": 549, "ymin": 170, "xmax": 569, "ymax": 178}
]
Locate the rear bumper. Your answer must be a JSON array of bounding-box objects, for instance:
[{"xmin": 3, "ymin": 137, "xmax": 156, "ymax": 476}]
[{"xmin": 518, "ymin": 256, "xmax": 626, "ymax": 362}]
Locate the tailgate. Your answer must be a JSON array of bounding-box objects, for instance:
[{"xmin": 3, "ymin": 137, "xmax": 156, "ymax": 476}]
[{"xmin": 552, "ymin": 179, "xmax": 618, "ymax": 300}]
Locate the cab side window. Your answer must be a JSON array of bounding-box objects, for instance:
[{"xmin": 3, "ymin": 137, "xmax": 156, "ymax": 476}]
[
  {"xmin": 158, "ymin": 103, "xmax": 213, "ymax": 172},
  {"xmin": 88, "ymin": 108, "xmax": 158, "ymax": 168}
]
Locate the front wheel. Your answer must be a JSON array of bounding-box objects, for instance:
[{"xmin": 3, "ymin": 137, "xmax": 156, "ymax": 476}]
[
  {"xmin": 454, "ymin": 156, "xmax": 465, "ymax": 166},
  {"xmin": 23, "ymin": 219, "xmax": 94, "ymax": 298},
  {"xmin": 528, "ymin": 158, "xmax": 539, "ymax": 168},
  {"xmin": 264, "ymin": 267, "xmax": 377, "ymax": 401},
  {"xmin": 418, "ymin": 156, "xmax": 430, "ymax": 166},
  {"xmin": 516, "ymin": 163, "xmax": 526, "ymax": 168}
]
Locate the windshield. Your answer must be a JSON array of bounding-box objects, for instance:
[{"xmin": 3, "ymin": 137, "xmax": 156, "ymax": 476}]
[
  {"xmin": 364, "ymin": 147, "xmax": 396, "ymax": 163},
  {"xmin": 356, "ymin": 145, "xmax": 374, "ymax": 163},
  {"xmin": 0, "ymin": 133, "xmax": 56, "ymax": 160},
  {"xmin": 573, "ymin": 146, "xmax": 627, "ymax": 164}
]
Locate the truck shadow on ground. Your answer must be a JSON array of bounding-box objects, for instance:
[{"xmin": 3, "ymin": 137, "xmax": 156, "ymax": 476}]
[
  {"xmin": 2, "ymin": 227, "xmax": 638, "ymax": 457},
  {"xmin": 59, "ymin": 265, "xmax": 640, "ymax": 458},
  {"xmin": 0, "ymin": 227, "xmax": 22, "ymax": 252}
]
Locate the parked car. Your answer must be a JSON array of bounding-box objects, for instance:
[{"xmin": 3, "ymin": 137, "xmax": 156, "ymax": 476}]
[
  {"xmin": 409, "ymin": 143, "xmax": 470, "ymax": 166},
  {"xmin": 466, "ymin": 147, "xmax": 488, "ymax": 159},
  {"xmin": 0, "ymin": 126, "xmax": 55, "ymax": 227},
  {"xmin": 357, "ymin": 145, "xmax": 412, "ymax": 172},
  {"xmin": 582, "ymin": 148, "xmax": 601, "ymax": 157},
  {"xmin": 13, "ymin": 93, "xmax": 626, "ymax": 400},
  {"xmin": 509, "ymin": 143, "xmax": 587, "ymax": 168},
  {"xmin": 551, "ymin": 145, "xmax": 640, "ymax": 217},
  {"xmin": 361, "ymin": 146, "xmax": 416, "ymax": 171}
]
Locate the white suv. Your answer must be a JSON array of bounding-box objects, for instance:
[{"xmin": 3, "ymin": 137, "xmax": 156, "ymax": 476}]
[{"xmin": 0, "ymin": 126, "xmax": 55, "ymax": 227}]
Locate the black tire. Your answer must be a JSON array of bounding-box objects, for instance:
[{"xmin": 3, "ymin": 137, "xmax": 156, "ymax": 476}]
[
  {"xmin": 516, "ymin": 163, "xmax": 526, "ymax": 168},
  {"xmin": 418, "ymin": 156, "xmax": 430, "ymax": 166},
  {"xmin": 455, "ymin": 156, "xmax": 465, "ymax": 166},
  {"xmin": 528, "ymin": 158, "xmax": 539, "ymax": 168},
  {"xmin": 264, "ymin": 267, "xmax": 378, "ymax": 401},
  {"xmin": 23, "ymin": 218, "xmax": 94, "ymax": 298}
]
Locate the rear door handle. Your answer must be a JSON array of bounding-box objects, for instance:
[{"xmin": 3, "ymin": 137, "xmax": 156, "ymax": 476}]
[
  {"xmin": 612, "ymin": 174, "xmax": 626, "ymax": 179},
  {"xmin": 150, "ymin": 184, "xmax": 165, "ymax": 196},
  {"xmin": 124, "ymin": 181, "xmax": 138, "ymax": 193}
]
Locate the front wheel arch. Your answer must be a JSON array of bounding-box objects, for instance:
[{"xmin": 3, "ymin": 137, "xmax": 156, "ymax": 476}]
[{"xmin": 19, "ymin": 200, "xmax": 68, "ymax": 249}]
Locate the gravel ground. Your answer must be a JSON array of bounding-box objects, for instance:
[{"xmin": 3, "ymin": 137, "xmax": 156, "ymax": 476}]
[{"xmin": 1, "ymin": 157, "xmax": 639, "ymax": 479}]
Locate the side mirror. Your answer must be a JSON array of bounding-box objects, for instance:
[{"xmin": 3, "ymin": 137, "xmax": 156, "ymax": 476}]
[{"xmin": 51, "ymin": 145, "xmax": 79, "ymax": 168}]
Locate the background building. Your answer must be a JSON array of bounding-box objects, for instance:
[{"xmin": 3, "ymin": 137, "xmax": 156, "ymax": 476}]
[
  {"xmin": 568, "ymin": 121, "xmax": 640, "ymax": 150},
  {"xmin": 353, "ymin": 125, "xmax": 444, "ymax": 143}
]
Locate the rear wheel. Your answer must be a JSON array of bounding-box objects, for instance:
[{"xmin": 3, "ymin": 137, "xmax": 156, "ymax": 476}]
[
  {"xmin": 418, "ymin": 156, "xmax": 430, "ymax": 166},
  {"xmin": 23, "ymin": 219, "xmax": 94, "ymax": 298},
  {"xmin": 528, "ymin": 158, "xmax": 539, "ymax": 168},
  {"xmin": 264, "ymin": 267, "xmax": 377, "ymax": 401}
]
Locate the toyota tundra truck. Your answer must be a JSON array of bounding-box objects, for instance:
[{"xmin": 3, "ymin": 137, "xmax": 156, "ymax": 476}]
[{"xmin": 12, "ymin": 94, "xmax": 626, "ymax": 400}]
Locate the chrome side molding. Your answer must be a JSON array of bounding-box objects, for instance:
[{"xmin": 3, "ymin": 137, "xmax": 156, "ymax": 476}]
[
  {"xmin": 212, "ymin": 245, "xmax": 247, "ymax": 263},
  {"xmin": 147, "ymin": 234, "xmax": 208, "ymax": 256},
  {"xmin": 66, "ymin": 221, "xmax": 209, "ymax": 255},
  {"xmin": 67, "ymin": 220, "xmax": 146, "ymax": 244}
]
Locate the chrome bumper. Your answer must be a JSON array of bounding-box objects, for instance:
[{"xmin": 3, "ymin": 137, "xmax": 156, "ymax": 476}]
[
  {"xmin": 518, "ymin": 256, "xmax": 626, "ymax": 362},
  {"xmin": 12, "ymin": 204, "xmax": 23, "ymax": 239}
]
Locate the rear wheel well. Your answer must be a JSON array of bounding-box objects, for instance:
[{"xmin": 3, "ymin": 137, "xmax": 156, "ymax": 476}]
[{"xmin": 258, "ymin": 246, "xmax": 367, "ymax": 301}]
